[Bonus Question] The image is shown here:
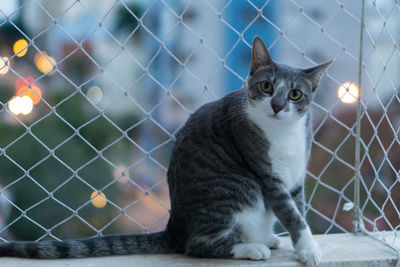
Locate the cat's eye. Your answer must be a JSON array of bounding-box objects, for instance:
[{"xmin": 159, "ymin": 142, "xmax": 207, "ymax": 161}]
[
  {"xmin": 289, "ymin": 89, "xmax": 302, "ymax": 101},
  {"xmin": 260, "ymin": 81, "xmax": 273, "ymax": 94}
]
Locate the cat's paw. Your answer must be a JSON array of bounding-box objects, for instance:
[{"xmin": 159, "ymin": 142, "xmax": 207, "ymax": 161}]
[
  {"xmin": 231, "ymin": 243, "xmax": 271, "ymax": 260},
  {"xmin": 296, "ymin": 240, "xmax": 321, "ymax": 267},
  {"xmin": 265, "ymin": 234, "xmax": 281, "ymax": 249}
]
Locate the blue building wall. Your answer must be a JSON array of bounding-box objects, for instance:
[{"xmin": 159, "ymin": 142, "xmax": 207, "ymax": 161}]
[{"xmin": 224, "ymin": 0, "xmax": 279, "ymax": 93}]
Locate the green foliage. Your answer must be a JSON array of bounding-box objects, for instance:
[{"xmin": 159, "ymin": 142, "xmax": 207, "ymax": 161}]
[
  {"xmin": 0, "ymin": 91, "xmax": 139, "ymax": 241},
  {"xmin": 115, "ymin": 2, "xmax": 143, "ymax": 40}
]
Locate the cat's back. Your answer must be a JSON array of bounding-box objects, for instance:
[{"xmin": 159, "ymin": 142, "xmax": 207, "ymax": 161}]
[
  {"xmin": 172, "ymin": 89, "xmax": 246, "ymax": 151},
  {"xmin": 166, "ymin": 89, "xmax": 256, "ymax": 231},
  {"xmin": 167, "ymin": 88, "xmax": 253, "ymax": 194}
]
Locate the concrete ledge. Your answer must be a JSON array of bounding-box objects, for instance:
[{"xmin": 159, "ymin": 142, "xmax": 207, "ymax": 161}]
[{"xmin": 1, "ymin": 233, "xmax": 399, "ymax": 267}]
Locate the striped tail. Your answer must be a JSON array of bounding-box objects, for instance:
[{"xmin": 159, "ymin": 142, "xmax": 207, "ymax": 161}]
[{"xmin": 0, "ymin": 231, "xmax": 176, "ymax": 258}]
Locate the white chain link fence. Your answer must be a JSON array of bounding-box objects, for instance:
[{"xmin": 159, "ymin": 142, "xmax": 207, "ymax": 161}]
[{"xmin": 0, "ymin": 0, "xmax": 399, "ymax": 259}]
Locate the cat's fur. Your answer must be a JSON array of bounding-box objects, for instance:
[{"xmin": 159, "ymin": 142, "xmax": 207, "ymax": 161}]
[{"xmin": 0, "ymin": 37, "xmax": 332, "ymax": 267}]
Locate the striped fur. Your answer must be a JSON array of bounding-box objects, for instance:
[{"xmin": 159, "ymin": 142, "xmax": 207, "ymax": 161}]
[
  {"xmin": 0, "ymin": 37, "xmax": 332, "ymax": 266},
  {"xmin": 0, "ymin": 232, "xmax": 175, "ymax": 258}
]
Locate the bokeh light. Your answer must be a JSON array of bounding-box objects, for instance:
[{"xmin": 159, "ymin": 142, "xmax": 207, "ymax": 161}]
[
  {"xmin": 86, "ymin": 85, "xmax": 103, "ymax": 104},
  {"xmin": 13, "ymin": 39, "xmax": 28, "ymax": 57},
  {"xmin": 338, "ymin": 82, "xmax": 359, "ymax": 104},
  {"xmin": 0, "ymin": 57, "xmax": 10, "ymax": 75},
  {"xmin": 90, "ymin": 191, "xmax": 107, "ymax": 208},
  {"xmin": 15, "ymin": 77, "xmax": 43, "ymax": 105},
  {"xmin": 113, "ymin": 165, "xmax": 129, "ymax": 183},
  {"xmin": 8, "ymin": 96, "xmax": 33, "ymax": 115},
  {"xmin": 34, "ymin": 52, "xmax": 56, "ymax": 75}
]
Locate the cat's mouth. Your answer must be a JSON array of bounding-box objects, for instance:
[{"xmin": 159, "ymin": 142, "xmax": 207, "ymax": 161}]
[{"xmin": 269, "ymin": 114, "xmax": 281, "ymax": 120}]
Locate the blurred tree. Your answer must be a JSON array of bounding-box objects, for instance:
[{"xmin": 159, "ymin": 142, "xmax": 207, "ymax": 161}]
[
  {"xmin": 115, "ymin": 2, "xmax": 142, "ymax": 41},
  {"xmin": 0, "ymin": 2, "xmax": 151, "ymax": 241},
  {"xmin": 0, "ymin": 91, "xmax": 139, "ymax": 241}
]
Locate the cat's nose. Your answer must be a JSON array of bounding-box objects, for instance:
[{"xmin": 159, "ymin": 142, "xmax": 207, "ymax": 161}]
[{"xmin": 271, "ymin": 104, "xmax": 283, "ymax": 114}]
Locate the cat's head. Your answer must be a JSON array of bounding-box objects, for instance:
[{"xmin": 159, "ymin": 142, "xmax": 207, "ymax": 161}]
[{"xmin": 247, "ymin": 37, "xmax": 333, "ymax": 123}]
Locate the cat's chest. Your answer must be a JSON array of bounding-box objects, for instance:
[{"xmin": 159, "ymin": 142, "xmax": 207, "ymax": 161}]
[{"xmin": 264, "ymin": 121, "xmax": 307, "ymax": 190}]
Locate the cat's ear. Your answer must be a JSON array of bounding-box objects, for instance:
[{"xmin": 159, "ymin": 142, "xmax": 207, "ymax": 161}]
[
  {"xmin": 250, "ymin": 37, "xmax": 273, "ymax": 75},
  {"xmin": 302, "ymin": 60, "xmax": 335, "ymax": 91}
]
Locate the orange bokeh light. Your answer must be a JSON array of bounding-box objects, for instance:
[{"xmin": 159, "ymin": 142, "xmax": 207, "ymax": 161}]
[
  {"xmin": 15, "ymin": 77, "xmax": 42, "ymax": 105},
  {"xmin": 90, "ymin": 191, "xmax": 107, "ymax": 208},
  {"xmin": 34, "ymin": 51, "xmax": 56, "ymax": 75},
  {"xmin": 13, "ymin": 39, "xmax": 28, "ymax": 57},
  {"xmin": 113, "ymin": 165, "xmax": 130, "ymax": 183}
]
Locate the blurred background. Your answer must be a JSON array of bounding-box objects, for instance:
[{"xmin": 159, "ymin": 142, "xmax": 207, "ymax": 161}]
[{"xmin": 0, "ymin": 0, "xmax": 399, "ymax": 242}]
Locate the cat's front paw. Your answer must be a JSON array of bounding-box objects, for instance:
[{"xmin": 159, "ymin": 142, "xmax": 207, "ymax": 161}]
[
  {"xmin": 266, "ymin": 234, "xmax": 281, "ymax": 249},
  {"xmin": 231, "ymin": 243, "xmax": 271, "ymax": 260},
  {"xmin": 296, "ymin": 240, "xmax": 321, "ymax": 267}
]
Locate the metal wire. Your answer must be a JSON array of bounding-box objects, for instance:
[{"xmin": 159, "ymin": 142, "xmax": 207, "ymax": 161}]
[{"xmin": 353, "ymin": 0, "xmax": 365, "ymax": 235}]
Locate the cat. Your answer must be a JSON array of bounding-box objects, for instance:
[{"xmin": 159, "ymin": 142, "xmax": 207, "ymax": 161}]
[{"xmin": 0, "ymin": 37, "xmax": 332, "ymax": 267}]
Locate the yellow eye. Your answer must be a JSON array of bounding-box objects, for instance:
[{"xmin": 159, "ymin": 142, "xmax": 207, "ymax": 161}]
[
  {"xmin": 289, "ymin": 89, "xmax": 302, "ymax": 101},
  {"xmin": 260, "ymin": 81, "xmax": 273, "ymax": 94}
]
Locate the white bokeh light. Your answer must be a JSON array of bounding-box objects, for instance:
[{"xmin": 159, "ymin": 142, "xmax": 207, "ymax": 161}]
[
  {"xmin": 8, "ymin": 96, "xmax": 33, "ymax": 115},
  {"xmin": 337, "ymin": 82, "xmax": 359, "ymax": 104},
  {"xmin": 0, "ymin": 57, "xmax": 10, "ymax": 75},
  {"xmin": 86, "ymin": 85, "xmax": 103, "ymax": 104}
]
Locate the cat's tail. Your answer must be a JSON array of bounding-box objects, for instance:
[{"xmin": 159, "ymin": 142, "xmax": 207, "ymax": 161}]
[{"xmin": 0, "ymin": 231, "xmax": 177, "ymax": 258}]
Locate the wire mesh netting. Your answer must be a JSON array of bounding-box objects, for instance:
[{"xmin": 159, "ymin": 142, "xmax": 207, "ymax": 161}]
[{"xmin": 0, "ymin": 0, "xmax": 399, "ymax": 257}]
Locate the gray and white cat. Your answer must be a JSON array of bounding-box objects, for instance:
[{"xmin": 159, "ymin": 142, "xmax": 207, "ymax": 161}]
[{"xmin": 0, "ymin": 37, "xmax": 332, "ymax": 267}]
